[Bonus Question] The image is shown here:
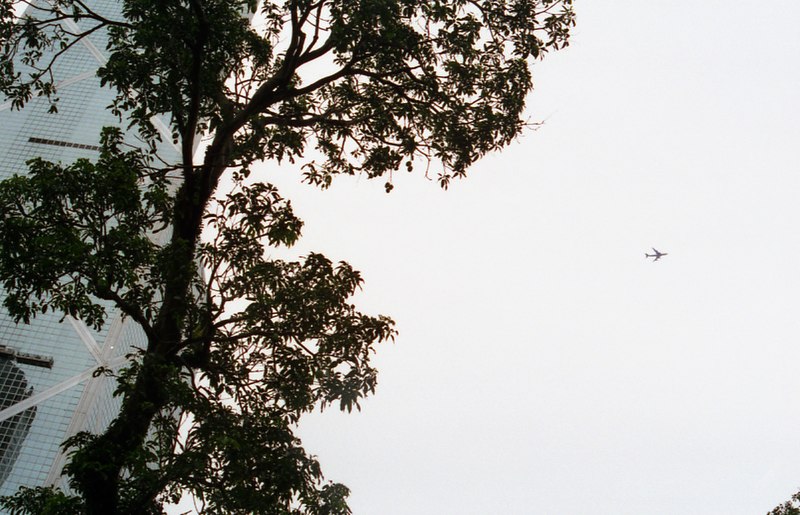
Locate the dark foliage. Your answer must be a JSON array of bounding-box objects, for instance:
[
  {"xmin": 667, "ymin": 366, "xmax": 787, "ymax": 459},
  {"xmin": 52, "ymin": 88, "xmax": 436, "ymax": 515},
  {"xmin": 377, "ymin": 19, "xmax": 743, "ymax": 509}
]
[{"xmin": 0, "ymin": 0, "xmax": 574, "ymax": 513}]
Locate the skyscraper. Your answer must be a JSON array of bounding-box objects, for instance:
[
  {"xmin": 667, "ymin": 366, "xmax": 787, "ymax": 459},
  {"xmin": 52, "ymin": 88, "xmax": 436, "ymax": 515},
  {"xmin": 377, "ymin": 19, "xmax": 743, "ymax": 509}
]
[{"xmin": 0, "ymin": 0, "xmax": 180, "ymax": 498}]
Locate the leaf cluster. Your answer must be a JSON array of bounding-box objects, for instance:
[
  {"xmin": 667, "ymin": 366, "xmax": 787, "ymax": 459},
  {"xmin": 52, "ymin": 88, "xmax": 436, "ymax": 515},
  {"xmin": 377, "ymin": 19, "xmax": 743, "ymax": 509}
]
[
  {"xmin": 0, "ymin": 486, "xmax": 84, "ymax": 515},
  {"xmin": 0, "ymin": 127, "xmax": 171, "ymax": 331},
  {"xmin": 2, "ymin": 0, "xmax": 575, "ymax": 188},
  {"xmin": 0, "ymin": 140, "xmax": 394, "ymax": 513},
  {"xmin": 770, "ymin": 490, "xmax": 800, "ymax": 515}
]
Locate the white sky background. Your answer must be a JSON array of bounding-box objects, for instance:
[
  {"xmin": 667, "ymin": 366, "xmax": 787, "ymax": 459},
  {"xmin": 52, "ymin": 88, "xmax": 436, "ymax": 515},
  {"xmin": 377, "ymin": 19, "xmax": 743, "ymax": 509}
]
[
  {"xmin": 270, "ymin": 2, "xmax": 800, "ymax": 514},
  {"xmin": 185, "ymin": 1, "xmax": 800, "ymax": 514}
]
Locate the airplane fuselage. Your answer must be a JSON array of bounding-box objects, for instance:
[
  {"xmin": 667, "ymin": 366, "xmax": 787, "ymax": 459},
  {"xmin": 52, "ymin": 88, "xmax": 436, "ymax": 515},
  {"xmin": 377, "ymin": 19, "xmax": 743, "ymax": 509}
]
[{"xmin": 645, "ymin": 248, "xmax": 667, "ymax": 261}]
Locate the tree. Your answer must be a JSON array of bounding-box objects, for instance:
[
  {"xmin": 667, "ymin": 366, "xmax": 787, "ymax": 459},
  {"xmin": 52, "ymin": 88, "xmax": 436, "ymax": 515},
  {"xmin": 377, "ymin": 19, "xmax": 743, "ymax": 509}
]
[
  {"xmin": 770, "ymin": 490, "xmax": 800, "ymax": 515},
  {"xmin": 0, "ymin": 0, "xmax": 575, "ymax": 513}
]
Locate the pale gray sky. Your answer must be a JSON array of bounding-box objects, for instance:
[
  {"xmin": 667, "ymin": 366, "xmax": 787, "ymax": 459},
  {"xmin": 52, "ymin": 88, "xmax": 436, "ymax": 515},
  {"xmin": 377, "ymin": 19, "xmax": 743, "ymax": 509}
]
[{"xmin": 268, "ymin": 2, "xmax": 800, "ymax": 514}]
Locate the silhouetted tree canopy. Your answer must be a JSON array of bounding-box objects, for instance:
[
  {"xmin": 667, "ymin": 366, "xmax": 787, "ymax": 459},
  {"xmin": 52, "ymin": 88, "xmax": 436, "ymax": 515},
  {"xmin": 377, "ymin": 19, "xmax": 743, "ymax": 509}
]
[
  {"xmin": 770, "ymin": 490, "xmax": 800, "ymax": 515},
  {"xmin": 0, "ymin": 0, "xmax": 574, "ymax": 513}
]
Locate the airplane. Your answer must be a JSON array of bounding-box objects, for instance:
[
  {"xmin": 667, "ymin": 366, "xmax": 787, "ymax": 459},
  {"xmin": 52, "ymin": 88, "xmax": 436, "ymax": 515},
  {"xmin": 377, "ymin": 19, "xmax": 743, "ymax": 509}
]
[{"xmin": 645, "ymin": 248, "xmax": 667, "ymax": 261}]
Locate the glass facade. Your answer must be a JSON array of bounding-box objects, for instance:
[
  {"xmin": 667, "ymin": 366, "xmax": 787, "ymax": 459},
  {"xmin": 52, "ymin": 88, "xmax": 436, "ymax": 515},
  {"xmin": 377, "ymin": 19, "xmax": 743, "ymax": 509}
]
[{"xmin": 0, "ymin": 1, "xmax": 181, "ymax": 501}]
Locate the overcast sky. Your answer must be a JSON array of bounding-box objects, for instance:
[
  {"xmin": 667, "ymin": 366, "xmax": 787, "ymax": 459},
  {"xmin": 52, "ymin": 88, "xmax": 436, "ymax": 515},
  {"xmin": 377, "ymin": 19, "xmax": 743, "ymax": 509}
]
[{"xmin": 248, "ymin": 2, "xmax": 800, "ymax": 514}]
